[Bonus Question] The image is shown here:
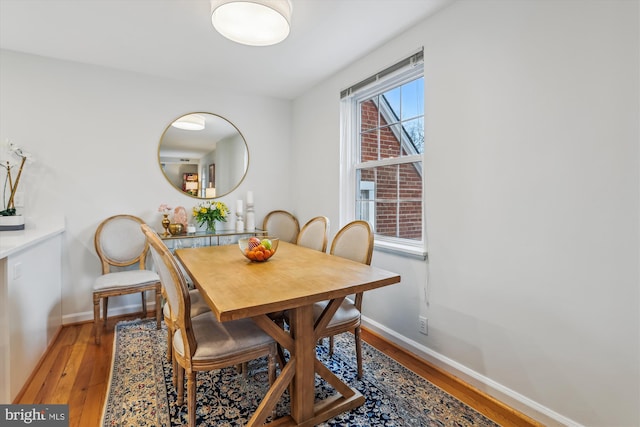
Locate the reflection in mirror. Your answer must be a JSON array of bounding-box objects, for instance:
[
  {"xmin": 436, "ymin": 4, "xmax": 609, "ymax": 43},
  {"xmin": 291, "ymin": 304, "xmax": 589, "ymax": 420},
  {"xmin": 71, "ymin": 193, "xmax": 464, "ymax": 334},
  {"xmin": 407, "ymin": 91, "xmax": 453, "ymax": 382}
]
[{"xmin": 158, "ymin": 113, "xmax": 249, "ymax": 199}]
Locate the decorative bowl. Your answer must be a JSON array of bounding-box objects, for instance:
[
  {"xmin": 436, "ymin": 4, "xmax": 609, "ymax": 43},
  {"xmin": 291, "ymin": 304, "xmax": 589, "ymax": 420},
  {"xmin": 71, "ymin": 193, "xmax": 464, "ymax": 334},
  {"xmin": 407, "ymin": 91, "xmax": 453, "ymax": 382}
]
[
  {"xmin": 168, "ymin": 223, "xmax": 184, "ymax": 235},
  {"xmin": 239, "ymin": 237, "xmax": 279, "ymax": 262}
]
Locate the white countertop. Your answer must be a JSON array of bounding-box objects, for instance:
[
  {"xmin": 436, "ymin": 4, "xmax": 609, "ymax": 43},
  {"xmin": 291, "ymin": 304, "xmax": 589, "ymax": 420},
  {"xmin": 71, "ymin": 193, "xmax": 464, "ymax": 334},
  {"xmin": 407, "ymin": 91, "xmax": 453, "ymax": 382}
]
[{"xmin": 0, "ymin": 217, "xmax": 65, "ymax": 258}]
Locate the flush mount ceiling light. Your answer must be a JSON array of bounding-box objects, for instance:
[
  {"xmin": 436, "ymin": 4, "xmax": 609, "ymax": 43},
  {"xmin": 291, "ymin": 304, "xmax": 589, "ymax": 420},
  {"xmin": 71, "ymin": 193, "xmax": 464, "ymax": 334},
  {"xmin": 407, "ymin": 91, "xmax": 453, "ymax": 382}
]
[
  {"xmin": 171, "ymin": 114, "xmax": 205, "ymax": 131},
  {"xmin": 210, "ymin": 0, "xmax": 292, "ymax": 46}
]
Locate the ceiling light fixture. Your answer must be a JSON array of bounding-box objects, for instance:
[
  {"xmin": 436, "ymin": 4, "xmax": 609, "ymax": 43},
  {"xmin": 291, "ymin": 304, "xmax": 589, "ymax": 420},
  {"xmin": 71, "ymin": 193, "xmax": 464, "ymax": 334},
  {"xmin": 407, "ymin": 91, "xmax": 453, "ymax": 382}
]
[
  {"xmin": 210, "ymin": 0, "xmax": 292, "ymax": 46},
  {"xmin": 171, "ymin": 114, "xmax": 205, "ymax": 131}
]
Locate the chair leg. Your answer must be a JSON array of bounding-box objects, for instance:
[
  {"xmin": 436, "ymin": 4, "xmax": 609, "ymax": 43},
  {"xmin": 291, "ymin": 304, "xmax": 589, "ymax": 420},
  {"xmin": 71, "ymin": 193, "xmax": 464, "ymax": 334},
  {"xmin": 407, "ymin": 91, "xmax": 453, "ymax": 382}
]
[
  {"xmin": 93, "ymin": 294, "xmax": 101, "ymax": 345},
  {"xmin": 177, "ymin": 365, "xmax": 185, "ymax": 406},
  {"xmin": 141, "ymin": 291, "xmax": 147, "ymax": 317},
  {"xmin": 166, "ymin": 321, "xmax": 173, "ymax": 363},
  {"xmin": 187, "ymin": 370, "xmax": 196, "ymax": 427},
  {"xmin": 355, "ymin": 326, "xmax": 363, "ymax": 379},
  {"xmin": 154, "ymin": 288, "xmax": 161, "ymax": 329},
  {"xmin": 276, "ymin": 345, "xmax": 286, "ymax": 370},
  {"xmin": 172, "ymin": 355, "xmax": 178, "ymax": 388},
  {"xmin": 268, "ymin": 351, "xmax": 276, "ymax": 419},
  {"xmin": 102, "ymin": 297, "xmax": 109, "ymax": 326},
  {"xmin": 329, "ymin": 335, "xmax": 335, "ymax": 356}
]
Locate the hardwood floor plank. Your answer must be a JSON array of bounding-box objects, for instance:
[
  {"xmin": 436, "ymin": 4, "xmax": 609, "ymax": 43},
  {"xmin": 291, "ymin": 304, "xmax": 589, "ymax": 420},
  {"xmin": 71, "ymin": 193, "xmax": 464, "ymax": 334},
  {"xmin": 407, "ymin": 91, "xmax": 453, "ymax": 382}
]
[
  {"xmin": 16, "ymin": 314, "xmax": 541, "ymax": 427},
  {"xmin": 49, "ymin": 323, "xmax": 93, "ymax": 405},
  {"xmin": 32, "ymin": 345, "xmax": 72, "ymax": 404},
  {"xmin": 68, "ymin": 326, "xmax": 100, "ymax": 427}
]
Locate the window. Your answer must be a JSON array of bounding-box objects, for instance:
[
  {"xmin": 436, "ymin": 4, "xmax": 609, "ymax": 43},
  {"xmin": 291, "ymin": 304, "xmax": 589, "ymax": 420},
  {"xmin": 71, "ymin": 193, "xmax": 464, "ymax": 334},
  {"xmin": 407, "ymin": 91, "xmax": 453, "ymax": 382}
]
[{"xmin": 340, "ymin": 51, "xmax": 425, "ymax": 258}]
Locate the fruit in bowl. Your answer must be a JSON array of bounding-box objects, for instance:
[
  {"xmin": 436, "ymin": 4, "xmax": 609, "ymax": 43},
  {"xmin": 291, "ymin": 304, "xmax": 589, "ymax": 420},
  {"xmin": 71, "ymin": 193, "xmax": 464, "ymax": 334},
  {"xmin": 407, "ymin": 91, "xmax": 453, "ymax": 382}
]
[{"xmin": 239, "ymin": 237, "xmax": 279, "ymax": 262}]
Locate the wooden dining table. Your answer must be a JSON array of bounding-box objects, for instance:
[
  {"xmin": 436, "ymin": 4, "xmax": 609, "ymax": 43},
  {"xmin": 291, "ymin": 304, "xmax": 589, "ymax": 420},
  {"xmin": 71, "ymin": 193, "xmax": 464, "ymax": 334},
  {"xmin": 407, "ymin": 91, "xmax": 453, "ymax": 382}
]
[{"xmin": 175, "ymin": 241, "xmax": 401, "ymax": 426}]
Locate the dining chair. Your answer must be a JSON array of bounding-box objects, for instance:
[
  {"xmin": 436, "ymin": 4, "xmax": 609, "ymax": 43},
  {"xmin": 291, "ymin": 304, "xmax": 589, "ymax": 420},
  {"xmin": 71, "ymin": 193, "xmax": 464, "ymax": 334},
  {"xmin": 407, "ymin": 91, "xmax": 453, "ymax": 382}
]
[
  {"xmin": 296, "ymin": 216, "xmax": 330, "ymax": 252},
  {"xmin": 142, "ymin": 225, "xmax": 277, "ymax": 427},
  {"xmin": 262, "ymin": 210, "xmax": 300, "ymax": 243},
  {"xmin": 270, "ymin": 216, "xmax": 330, "ymax": 338},
  {"xmin": 92, "ymin": 214, "xmax": 162, "ymax": 345},
  {"xmin": 141, "ymin": 225, "xmax": 211, "ymax": 370},
  {"xmin": 313, "ymin": 220, "xmax": 374, "ymax": 379}
]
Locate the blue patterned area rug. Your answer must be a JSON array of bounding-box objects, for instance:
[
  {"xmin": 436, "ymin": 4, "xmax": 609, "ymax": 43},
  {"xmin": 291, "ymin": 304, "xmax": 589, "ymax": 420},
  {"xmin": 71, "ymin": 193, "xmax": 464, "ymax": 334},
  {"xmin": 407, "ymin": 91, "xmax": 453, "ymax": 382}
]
[{"xmin": 102, "ymin": 318, "xmax": 498, "ymax": 426}]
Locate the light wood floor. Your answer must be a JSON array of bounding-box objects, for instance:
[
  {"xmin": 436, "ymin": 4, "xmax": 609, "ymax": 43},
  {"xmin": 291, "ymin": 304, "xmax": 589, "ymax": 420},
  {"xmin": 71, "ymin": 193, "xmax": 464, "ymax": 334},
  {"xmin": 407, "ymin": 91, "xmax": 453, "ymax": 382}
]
[{"xmin": 15, "ymin": 312, "xmax": 543, "ymax": 427}]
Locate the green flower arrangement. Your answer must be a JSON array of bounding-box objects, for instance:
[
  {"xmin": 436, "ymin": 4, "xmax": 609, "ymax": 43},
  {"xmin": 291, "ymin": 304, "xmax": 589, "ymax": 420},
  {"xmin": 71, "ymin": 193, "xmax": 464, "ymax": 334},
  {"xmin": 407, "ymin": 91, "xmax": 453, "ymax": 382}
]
[{"xmin": 192, "ymin": 201, "xmax": 230, "ymax": 233}]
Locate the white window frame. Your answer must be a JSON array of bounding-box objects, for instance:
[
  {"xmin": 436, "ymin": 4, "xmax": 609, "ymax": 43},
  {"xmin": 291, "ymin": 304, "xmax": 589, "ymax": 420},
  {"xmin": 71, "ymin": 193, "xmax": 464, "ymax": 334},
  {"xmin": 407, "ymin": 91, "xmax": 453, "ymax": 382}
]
[{"xmin": 340, "ymin": 55, "xmax": 427, "ymax": 259}]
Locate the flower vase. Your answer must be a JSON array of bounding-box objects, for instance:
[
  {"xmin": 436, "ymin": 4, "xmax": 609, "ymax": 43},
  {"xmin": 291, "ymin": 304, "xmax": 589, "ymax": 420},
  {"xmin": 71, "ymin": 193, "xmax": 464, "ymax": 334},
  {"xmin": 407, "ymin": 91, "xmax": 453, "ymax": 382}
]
[
  {"xmin": 206, "ymin": 220, "xmax": 216, "ymax": 234},
  {"xmin": 161, "ymin": 214, "xmax": 170, "ymax": 237}
]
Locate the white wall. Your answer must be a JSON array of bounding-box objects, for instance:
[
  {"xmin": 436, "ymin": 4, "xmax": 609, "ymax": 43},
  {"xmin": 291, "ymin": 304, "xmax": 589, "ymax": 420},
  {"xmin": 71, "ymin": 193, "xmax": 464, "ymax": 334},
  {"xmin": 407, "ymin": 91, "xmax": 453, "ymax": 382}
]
[
  {"xmin": 1, "ymin": 1, "xmax": 638, "ymax": 425},
  {"xmin": 291, "ymin": 1, "xmax": 639, "ymax": 426},
  {"xmin": 0, "ymin": 49, "xmax": 293, "ymax": 322}
]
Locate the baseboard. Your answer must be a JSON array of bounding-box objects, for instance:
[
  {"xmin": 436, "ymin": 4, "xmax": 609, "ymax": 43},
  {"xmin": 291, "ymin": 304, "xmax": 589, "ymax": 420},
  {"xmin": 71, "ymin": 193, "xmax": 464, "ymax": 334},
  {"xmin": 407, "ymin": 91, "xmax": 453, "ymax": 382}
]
[
  {"xmin": 62, "ymin": 301, "xmax": 159, "ymax": 325},
  {"xmin": 361, "ymin": 316, "xmax": 582, "ymax": 427}
]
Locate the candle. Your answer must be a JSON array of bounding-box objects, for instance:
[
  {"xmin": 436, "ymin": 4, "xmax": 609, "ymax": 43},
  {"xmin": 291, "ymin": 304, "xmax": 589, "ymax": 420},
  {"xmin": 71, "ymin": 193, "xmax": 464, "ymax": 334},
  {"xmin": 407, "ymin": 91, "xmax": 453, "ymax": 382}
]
[
  {"xmin": 236, "ymin": 199, "xmax": 243, "ymax": 213},
  {"xmin": 246, "ymin": 191, "xmax": 254, "ymax": 205}
]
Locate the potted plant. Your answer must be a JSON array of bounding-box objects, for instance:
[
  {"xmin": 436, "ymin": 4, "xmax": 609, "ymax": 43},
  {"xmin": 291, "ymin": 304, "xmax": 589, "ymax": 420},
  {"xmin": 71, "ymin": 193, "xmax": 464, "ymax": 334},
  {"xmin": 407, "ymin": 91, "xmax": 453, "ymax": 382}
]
[{"xmin": 0, "ymin": 141, "xmax": 32, "ymax": 231}]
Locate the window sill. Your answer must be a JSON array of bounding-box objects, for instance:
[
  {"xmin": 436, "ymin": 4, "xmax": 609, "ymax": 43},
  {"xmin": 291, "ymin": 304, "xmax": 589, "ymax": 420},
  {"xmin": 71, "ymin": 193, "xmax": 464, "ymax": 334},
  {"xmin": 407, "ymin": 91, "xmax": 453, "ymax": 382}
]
[{"xmin": 373, "ymin": 240, "xmax": 427, "ymax": 260}]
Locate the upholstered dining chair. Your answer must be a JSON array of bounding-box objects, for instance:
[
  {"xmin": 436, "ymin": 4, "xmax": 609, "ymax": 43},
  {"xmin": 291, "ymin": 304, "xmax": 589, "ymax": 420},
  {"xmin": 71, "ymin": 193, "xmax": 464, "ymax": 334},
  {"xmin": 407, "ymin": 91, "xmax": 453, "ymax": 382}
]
[
  {"xmin": 141, "ymin": 225, "xmax": 211, "ymax": 370},
  {"xmin": 262, "ymin": 210, "xmax": 300, "ymax": 243},
  {"xmin": 312, "ymin": 220, "xmax": 374, "ymax": 379},
  {"xmin": 296, "ymin": 216, "xmax": 330, "ymax": 252},
  {"xmin": 142, "ymin": 225, "xmax": 277, "ymax": 427},
  {"xmin": 92, "ymin": 214, "xmax": 162, "ymax": 344},
  {"xmin": 269, "ymin": 216, "xmax": 330, "ymax": 336}
]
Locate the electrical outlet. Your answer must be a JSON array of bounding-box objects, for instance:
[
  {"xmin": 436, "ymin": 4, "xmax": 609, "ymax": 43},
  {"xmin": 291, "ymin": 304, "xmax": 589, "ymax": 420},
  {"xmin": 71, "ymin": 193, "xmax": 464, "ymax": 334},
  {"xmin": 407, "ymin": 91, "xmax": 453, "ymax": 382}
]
[
  {"xmin": 13, "ymin": 262, "xmax": 22, "ymax": 280},
  {"xmin": 418, "ymin": 316, "xmax": 428, "ymax": 335}
]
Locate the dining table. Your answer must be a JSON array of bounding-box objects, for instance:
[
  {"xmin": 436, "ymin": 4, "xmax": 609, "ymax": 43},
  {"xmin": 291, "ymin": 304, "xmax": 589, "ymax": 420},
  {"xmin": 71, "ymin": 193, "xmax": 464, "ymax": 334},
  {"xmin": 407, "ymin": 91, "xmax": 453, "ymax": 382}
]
[{"xmin": 175, "ymin": 241, "xmax": 401, "ymax": 426}]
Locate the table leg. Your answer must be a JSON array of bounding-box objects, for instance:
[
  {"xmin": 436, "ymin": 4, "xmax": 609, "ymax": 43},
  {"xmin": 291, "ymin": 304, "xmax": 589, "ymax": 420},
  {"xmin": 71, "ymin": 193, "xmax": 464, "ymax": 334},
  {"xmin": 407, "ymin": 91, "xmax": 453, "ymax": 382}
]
[
  {"xmin": 251, "ymin": 303, "xmax": 365, "ymax": 426},
  {"xmin": 288, "ymin": 304, "xmax": 316, "ymax": 422}
]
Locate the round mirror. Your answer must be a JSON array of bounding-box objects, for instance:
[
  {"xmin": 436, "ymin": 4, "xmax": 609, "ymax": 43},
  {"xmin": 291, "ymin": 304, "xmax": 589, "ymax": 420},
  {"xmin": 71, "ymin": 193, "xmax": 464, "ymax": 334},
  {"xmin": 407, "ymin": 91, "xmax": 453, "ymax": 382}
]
[{"xmin": 158, "ymin": 113, "xmax": 249, "ymax": 199}]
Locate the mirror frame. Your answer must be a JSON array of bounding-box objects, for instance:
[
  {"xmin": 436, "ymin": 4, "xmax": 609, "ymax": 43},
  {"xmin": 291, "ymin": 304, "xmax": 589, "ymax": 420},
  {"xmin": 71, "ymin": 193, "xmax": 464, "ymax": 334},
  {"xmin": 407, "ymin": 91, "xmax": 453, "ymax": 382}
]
[{"xmin": 158, "ymin": 112, "xmax": 249, "ymax": 199}]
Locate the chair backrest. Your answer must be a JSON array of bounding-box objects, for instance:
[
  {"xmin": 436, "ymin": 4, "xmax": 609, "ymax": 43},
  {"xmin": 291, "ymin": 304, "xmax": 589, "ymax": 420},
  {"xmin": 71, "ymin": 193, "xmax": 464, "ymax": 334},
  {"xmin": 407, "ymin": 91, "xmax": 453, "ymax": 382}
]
[
  {"xmin": 262, "ymin": 210, "xmax": 300, "ymax": 243},
  {"xmin": 296, "ymin": 216, "xmax": 329, "ymax": 252},
  {"xmin": 141, "ymin": 224, "xmax": 197, "ymax": 361},
  {"xmin": 95, "ymin": 214, "xmax": 150, "ymax": 274},
  {"xmin": 330, "ymin": 220, "xmax": 374, "ymax": 266}
]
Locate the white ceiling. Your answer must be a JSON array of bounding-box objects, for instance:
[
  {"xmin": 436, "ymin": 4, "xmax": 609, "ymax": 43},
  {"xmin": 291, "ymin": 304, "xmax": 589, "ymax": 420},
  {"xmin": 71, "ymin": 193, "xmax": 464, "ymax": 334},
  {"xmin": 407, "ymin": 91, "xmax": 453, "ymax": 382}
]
[{"xmin": 0, "ymin": 0, "xmax": 453, "ymax": 100}]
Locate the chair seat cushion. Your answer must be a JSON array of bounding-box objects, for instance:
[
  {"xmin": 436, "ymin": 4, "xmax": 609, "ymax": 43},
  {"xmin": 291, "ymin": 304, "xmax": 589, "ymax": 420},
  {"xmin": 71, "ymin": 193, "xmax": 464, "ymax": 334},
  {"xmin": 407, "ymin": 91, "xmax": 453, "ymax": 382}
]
[
  {"xmin": 93, "ymin": 270, "xmax": 159, "ymax": 291},
  {"xmin": 313, "ymin": 299, "xmax": 360, "ymax": 328},
  {"xmin": 163, "ymin": 289, "xmax": 210, "ymax": 319},
  {"xmin": 173, "ymin": 311, "xmax": 274, "ymax": 361}
]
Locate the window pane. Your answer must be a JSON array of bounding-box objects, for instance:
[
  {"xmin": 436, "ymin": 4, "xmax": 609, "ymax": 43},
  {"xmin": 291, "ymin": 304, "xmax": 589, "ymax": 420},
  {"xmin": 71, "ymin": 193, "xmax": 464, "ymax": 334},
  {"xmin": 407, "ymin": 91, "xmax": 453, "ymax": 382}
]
[
  {"xmin": 401, "ymin": 78, "xmax": 424, "ymax": 120},
  {"xmin": 399, "ymin": 201, "xmax": 422, "ymax": 240},
  {"xmin": 376, "ymin": 165, "xmax": 398, "ymax": 200},
  {"xmin": 360, "ymin": 97, "xmax": 378, "ymax": 132},
  {"xmin": 360, "ymin": 128, "xmax": 378, "ymax": 162},
  {"xmin": 401, "ymin": 117, "xmax": 424, "ymax": 154},
  {"xmin": 379, "ymin": 124, "xmax": 402, "ymax": 159},
  {"xmin": 381, "ymin": 86, "xmax": 401, "ymax": 121},
  {"xmin": 398, "ymin": 162, "xmax": 422, "ymax": 198},
  {"xmin": 375, "ymin": 201, "xmax": 397, "ymax": 238}
]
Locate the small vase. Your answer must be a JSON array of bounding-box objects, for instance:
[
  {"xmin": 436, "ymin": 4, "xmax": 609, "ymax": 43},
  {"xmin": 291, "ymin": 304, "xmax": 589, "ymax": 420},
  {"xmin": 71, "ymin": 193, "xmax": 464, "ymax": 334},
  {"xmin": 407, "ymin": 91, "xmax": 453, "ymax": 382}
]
[
  {"xmin": 206, "ymin": 220, "xmax": 216, "ymax": 234},
  {"xmin": 161, "ymin": 214, "xmax": 170, "ymax": 237}
]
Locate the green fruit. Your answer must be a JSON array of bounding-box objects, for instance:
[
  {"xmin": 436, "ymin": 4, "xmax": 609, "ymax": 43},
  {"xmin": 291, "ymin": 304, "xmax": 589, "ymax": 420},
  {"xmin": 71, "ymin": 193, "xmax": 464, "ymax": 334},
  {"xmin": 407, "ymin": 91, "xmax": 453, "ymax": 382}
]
[{"xmin": 261, "ymin": 239, "xmax": 272, "ymax": 250}]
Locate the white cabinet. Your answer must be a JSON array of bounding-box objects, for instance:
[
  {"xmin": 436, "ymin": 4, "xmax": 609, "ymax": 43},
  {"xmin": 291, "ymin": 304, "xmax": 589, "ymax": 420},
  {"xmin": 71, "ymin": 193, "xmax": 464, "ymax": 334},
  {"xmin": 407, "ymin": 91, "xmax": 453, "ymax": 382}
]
[{"xmin": 0, "ymin": 223, "xmax": 64, "ymax": 403}]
